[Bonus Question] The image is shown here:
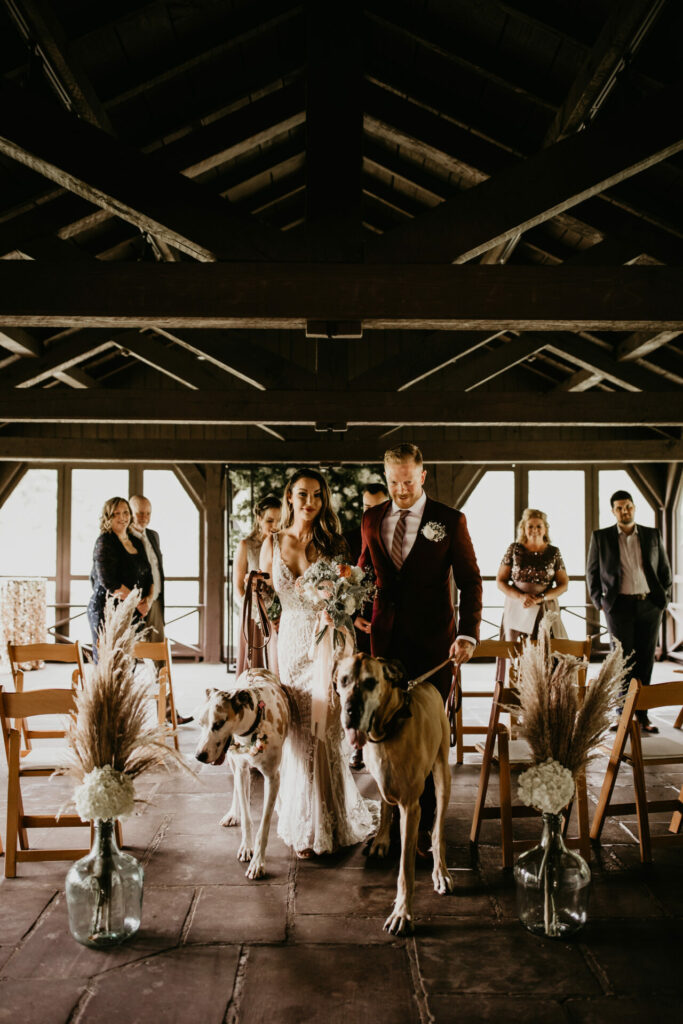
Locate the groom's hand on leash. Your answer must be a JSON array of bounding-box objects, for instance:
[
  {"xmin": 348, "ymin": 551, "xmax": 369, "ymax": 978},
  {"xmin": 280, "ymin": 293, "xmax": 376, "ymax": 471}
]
[{"xmin": 449, "ymin": 638, "xmax": 475, "ymax": 665}]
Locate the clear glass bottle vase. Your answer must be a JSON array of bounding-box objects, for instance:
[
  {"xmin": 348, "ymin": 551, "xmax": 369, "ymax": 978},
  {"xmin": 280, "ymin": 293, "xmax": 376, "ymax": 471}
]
[
  {"xmin": 65, "ymin": 819, "xmax": 144, "ymax": 948},
  {"xmin": 514, "ymin": 812, "xmax": 591, "ymax": 938}
]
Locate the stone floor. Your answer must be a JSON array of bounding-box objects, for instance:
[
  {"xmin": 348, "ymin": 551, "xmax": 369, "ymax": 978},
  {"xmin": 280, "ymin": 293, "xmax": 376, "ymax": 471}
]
[{"xmin": 0, "ymin": 661, "xmax": 682, "ymax": 1023}]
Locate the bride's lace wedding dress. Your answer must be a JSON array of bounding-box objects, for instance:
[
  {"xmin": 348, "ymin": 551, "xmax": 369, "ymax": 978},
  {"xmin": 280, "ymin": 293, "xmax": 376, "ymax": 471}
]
[{"xmin": 272, "ymin": 533, "xmax": 377, "ymax": 854}]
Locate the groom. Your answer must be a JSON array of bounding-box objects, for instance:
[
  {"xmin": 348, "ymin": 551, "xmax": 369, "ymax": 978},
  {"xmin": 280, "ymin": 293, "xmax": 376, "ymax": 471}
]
[{"xmin": 357, "ymin": 443, "xmax": 482, "ymax": 849}]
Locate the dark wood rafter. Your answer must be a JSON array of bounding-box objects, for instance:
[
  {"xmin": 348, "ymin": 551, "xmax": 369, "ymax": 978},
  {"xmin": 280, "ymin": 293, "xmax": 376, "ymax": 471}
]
[
  {"xmin": 0, "ymin": 82, "xmax": 299, "ymax": 262},
  {"xmin": 1, "ymin": 390, "xmax": 680, "ymax": 427},
  {"xmin": 0, "ymin": 327, "xmax": 41, "ymax": 357},
  {"xmin": 0, "ymin": 461, "xmax": 27, "ymax": 505},
  {"xmin": 481, "ymin": 0, "xmax": 667, "ymax": 265},
  {"xmin": 51, "ymin": 367, "xmax": 99, "ymax": 389},
  {"xmin": 0, "ymin": 329, "xmax": 133, "ymax": 388},
  {"xmin": 542, "ymin": 335, "xmax": 676, "ymax": 392},
  {"xmin": 351, "ymin": 331, "xmax": 505, "ymax": 391},
  {"xmin": 0, "ymin": 437, "xmax": 680, "ymax": 465},
  {"xmin": 365, "ymin": 80, "xmax": 683, "ymax": 264},
  {"xmin": 1, "ymin": 263, "xmax": 682, "ymax": 331},
  {"xmin": 153, "ymin": 329, "xmax": 317, "ymax": 392},
  {"xmin": 617, "ymin": 330, "xmax": 682, "ymax": 362}
]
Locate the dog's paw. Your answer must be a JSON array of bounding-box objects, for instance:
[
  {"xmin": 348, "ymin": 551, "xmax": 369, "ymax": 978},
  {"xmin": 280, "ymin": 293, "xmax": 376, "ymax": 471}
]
[
  {"xmin": 432, "ymin": 867, "xmax": 454, "ymax": 895},
  {"xmin": 245, "ymin": 857, "xmax": 266, "ymax": 880},
  {"xmin": 383, "ymin": 909, "xmax": 413, "ymax": 936},
  {"xmin": 237, "ymin": 843, "xmax": 253, "ymax": 863},
  {"xmin": 220, "ymin": 812, "xmax": 240, "ymax": 827},
  {"xmin": 367, "ymin": 834, "xmax": 391, "ymax": 859}
]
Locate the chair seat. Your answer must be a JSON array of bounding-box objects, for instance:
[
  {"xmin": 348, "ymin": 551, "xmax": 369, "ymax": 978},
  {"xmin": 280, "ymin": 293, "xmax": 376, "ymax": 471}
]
[
  {"xmin": 622, "ymin": 723, "xmax": 683, "ymax": 763},
  {"xmin": 475, "ymin": 737, "xmax": 533, "ymax": 765},
  {"xmin": 19, "ymin": 747, "xmax": 72, "ymax": 772}
]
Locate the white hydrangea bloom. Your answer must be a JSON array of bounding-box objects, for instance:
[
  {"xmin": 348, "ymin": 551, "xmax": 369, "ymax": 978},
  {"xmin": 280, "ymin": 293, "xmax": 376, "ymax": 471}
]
[
  {"xmin": 74, "ymin": 765, "xmax": 135, "ymax": 822},
  {"xmin": 518, "ymin": 758, "xmax": 575, "ymax": 815}
]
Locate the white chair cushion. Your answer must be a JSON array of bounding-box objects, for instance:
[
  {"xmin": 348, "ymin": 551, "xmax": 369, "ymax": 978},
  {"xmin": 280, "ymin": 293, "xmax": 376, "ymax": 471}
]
[
  {"xmin": 623, "ymin": 722, "xmax": 683, "ymax": 762},
  {"xmin": 19, "ymin": 746, "xmax": 72, "ymax": 772}
]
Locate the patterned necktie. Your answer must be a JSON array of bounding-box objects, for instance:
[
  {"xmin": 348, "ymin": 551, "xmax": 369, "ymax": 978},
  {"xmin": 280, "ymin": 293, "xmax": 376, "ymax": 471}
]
[{"xmin": 390, "ymin": 510, "xmax": 410, "ymax": 569}]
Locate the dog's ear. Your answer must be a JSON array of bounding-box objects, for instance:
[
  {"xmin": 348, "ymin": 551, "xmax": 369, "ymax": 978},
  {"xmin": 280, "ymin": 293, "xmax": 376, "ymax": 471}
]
[
  {"xmin": 230, "ymin": 690, "xmax": 255, "ymax": 713},
  {"xmin": 380, "ymin": 658, "xmax": 408, "ymax": 689}
]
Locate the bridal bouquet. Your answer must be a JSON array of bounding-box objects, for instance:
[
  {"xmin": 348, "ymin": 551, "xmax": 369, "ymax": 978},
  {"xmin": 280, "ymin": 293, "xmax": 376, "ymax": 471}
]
[
  {"xmin": 297, "ymin": 558, "xmax": 375, "ymax": 739},
  {"xmin": 296, "ymin": 558, "xmax": 376, "ymax": 652}
]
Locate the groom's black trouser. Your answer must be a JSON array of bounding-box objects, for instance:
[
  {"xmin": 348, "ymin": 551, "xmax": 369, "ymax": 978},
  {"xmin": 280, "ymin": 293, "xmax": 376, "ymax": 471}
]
[{"xmin": 604, "ymin": 594, "xmax": 662, "ymax": 723}]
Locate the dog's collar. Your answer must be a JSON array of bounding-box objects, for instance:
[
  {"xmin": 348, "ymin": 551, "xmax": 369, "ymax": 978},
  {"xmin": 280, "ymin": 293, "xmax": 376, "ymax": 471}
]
[
  {"xmin": 235, "ymin": 695, "xmax": 266, "ymax": 739},
  {"xmin": 367, "ymin": 689, "xmax": 412, "ymax": 744}
]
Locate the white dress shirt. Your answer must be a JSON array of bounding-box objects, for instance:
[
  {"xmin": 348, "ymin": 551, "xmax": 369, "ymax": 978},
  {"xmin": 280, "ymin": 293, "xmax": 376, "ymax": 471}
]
[
  {"xmin": 131, "ymin": 527, "xmax": 161, "ymax": 605},
  {"xmin": 618, "ymin": 525, "xmax": 649, "ymax": 595},
  {"xmin": 381, "ymin": 491, "xmax": 427, "ymax": 563},
  {"xmin": 379, "ymin": 491, "xmax": 476, "ymax": 648}
]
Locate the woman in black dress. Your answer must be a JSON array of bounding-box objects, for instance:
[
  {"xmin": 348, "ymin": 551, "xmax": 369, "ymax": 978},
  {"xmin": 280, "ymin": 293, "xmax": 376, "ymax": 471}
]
[{"xmin": 87, "ymin": 496, "xmax": 154, "ymax": 661}]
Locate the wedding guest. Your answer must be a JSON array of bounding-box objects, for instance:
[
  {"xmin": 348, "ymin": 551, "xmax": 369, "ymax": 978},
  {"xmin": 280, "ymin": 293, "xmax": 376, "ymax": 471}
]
[
  {"xmin": 234, "ymin": 494, "xmax": 281, "ymax": 676},
  {"xmin": 587, "ymin": 490, "xmax": 672, "ymax": 733},
  {"xmin": 495, "ymin": 508, "xmax": 569, "ymax": 681},
  {"xmin": 344, "ymin": 482, "xmax": 388, "ymax": 771},
  {"xmin": 87, "ymin": 497, "xmax": 153, "ymax": 662},
  {"xmin": 129, "ymin": 495, "xmax": 165, "ymax": 642},
  {"xmin": 357, "ymin": 443, "xmax": 482, "ymax": 855}
]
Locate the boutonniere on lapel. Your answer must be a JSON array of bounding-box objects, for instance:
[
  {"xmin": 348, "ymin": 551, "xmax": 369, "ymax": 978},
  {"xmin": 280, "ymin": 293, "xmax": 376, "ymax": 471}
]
[{"xmin": 421, "ymin": 521, "xmax": 447, "ymax": 542}]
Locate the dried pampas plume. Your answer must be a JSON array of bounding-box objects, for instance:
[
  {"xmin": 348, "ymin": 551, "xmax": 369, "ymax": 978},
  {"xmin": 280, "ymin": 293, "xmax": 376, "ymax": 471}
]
[
  {"xmin": 512, "ymin": 620, "xmax": 630, "ymax": 778},
  {"xmin": 60, "ymin": 589, "xmax": 191, "ymax": 786}
]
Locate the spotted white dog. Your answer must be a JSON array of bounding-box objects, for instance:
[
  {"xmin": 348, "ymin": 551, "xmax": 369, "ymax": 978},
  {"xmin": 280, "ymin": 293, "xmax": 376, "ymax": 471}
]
[{"xmin": 194, "ymin": 668, "xmax": 290, "ymax": 880}]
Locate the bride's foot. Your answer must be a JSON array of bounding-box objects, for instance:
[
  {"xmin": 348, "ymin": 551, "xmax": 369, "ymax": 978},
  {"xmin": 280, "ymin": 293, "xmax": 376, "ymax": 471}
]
[{"xmin": 296, "ymin": 848, "xmax": 314, "ymax": 859}]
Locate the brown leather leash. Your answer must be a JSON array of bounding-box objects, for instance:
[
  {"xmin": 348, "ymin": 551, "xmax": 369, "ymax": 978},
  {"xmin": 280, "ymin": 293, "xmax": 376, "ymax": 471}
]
[
  {"xmin": 409, "ymin": 655, "xmax": 462, "ymax": 748},
  {"xmin": 242, "ymin": 570, "xmax": 272, "ymax": 668}
]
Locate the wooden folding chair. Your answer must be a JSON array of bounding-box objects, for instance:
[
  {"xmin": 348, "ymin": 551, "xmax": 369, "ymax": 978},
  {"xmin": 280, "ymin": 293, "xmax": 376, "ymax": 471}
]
[
  {"xmin": 590, "ymin": 677, "xmax": 683, "ymax": 862},
  {"xmin": 0, "ymin": 685, "xmax": 120, "ymax": 877},
  {"xmin": 454, "ymin": 639, "xmax": 521, "ymax": 764},
  {"xmin": 6, "ymin": 641, "xmax": 86, "ymax": 755},
  {"xmin": 133, "ymin": 638, "xmax": 180, "ymax": 751},
  {"xmin": 470, "ymin": 637, "xmax": 592, "ymax": 868}
]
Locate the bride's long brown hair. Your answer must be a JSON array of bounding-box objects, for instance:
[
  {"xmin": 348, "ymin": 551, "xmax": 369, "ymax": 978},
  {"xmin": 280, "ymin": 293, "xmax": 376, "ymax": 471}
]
[{"xmin": 279, "ymin": 468, "xmax": 348, "ymax": 559}]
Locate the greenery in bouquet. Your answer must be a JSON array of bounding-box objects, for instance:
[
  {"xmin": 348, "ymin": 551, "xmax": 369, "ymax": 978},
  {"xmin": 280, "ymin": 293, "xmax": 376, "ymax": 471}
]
[
  {"xmin": 59, "ymin": 589, "xmax": 190, "ymax": 821},
  {"xmin": 266, "ymin": 593, "xmax": 282, "ymax": 622},
  {"xmin": 296, "ymin": 557, "xmax": 376, "ymax": 650},
  {"xmin": 512, "ymin": 620, "xmax": 629, "ymax": 814}
]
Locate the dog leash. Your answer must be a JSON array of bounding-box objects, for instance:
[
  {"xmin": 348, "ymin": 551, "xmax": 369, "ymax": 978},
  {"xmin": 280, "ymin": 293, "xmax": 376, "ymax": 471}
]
[
  {"xmin": 409, "ymin": 655, "xmax": 462, "ymax": 749},
  {"xmin": 242, "ymin": 570, "xmax": 272, "ymax": 668}
]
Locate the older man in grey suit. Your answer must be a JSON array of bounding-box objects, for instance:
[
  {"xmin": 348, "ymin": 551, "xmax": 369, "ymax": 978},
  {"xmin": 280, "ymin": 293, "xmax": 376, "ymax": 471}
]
[{"xmin": 586, "ymin": 490, "xmax": 672, "ymax": 733}]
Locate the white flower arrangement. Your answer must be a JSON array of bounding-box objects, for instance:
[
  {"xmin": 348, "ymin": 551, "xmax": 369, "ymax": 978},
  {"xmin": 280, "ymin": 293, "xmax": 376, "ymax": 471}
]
[
  {"xmin": 517, "ymin": 758, "xmax": 575, "ymax": 815},
  {"xmin": 421, "ymin": 521, "xmax": 447, "ymax": 542},
  {"xmin": 74, "ymin": 765, "xmax": 136, "ymax": 822}
]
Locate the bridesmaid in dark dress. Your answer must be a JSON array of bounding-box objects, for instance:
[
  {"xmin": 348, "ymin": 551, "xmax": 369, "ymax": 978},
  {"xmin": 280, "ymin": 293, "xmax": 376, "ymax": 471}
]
[
  {"xmin": 495, "ymin": 508, "xmax": 569, "ymax": 679},
  {"xmin": 87, "ymin": 496, "xmax": 154, "ymax": 661}
]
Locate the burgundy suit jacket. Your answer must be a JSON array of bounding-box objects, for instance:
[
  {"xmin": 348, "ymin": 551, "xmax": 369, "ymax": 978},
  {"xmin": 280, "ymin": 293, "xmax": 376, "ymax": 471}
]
[{"xmin": 359, "ymin": 496, "xmax": 482, "ymax": 689}]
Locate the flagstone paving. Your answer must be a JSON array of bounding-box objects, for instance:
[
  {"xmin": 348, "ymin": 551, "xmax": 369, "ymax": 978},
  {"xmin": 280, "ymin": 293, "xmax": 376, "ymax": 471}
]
[{"xmin": 0, "ymin": 662, "xmax": 681, "ymax": 1023}]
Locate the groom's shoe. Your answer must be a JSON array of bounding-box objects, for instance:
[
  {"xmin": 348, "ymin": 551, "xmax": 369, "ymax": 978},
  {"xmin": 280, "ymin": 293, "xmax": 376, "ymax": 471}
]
[
  {"xmin": 416, "ymin": 829, "xmax": 432, "ymax": 860},
  {"xmin": 350, "ymin": 748, "xmax": 365, "ymax": 771}
]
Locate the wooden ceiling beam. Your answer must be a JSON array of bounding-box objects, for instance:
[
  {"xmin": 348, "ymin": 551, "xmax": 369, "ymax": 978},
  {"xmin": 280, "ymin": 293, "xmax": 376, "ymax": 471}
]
[
  {"xmin": 1, "ymin": 436, "xmax": 680, "ymax": 465},
  {"xmin": 617, "ymin": 330, "xmax": 682, "ymax": 362},
  {"xmin": 113, "ymin": 334, "xmax": 237, "ymax": 391},
  {"xmin": 449, "ymin": 336, "xmax": 549, "ymax": 391},
  {"xmin": 543, "ymin": 335, "xmax": 672, "ymax": 392},
  {"xmin": 102, "ymin": 3, "xmax": 303, "ymax": 110},
  {"xmin": 0, "ymin": 82, "xmax": 298, "ymax": 262},
  {"xmin": 1, "ymin": 262, "xmax": 682, "ymax": 331},
  {"xmin": 153, "ymin": 329, "xmax": 317, "ymax": 392},
  {"xmin": 351, "ymin": 331, "xmax": 505, "ymax": 391},
  {"xmin": 0, "ymin": 329, "xmax": 123, "ymax": 387},
  {"xmin": 0, "ymin": 327, "xmax": 41, "ymax": 357},
  {"xmin": 366, "ymin": 80, "xmax": 683, "ymax": 264},
  {"xmin": 52, "ymin": 367, "xmax": 99, "ymax": 389},
  {"xmin": 0, "ymin": 390, "xmax": 680, "ymax": 427}
]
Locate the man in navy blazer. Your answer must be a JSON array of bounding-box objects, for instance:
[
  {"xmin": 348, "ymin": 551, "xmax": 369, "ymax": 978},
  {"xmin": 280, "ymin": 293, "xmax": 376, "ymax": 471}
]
[{"xmin": 586, "ymin": 490, "xmax": 672, "ymax": 732}]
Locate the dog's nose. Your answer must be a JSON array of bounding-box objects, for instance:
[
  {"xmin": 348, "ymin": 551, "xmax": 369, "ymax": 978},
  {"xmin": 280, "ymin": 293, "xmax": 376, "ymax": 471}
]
[{"xmin": 195, "ymin": 751, "xmax": 208, "ymax": 763}]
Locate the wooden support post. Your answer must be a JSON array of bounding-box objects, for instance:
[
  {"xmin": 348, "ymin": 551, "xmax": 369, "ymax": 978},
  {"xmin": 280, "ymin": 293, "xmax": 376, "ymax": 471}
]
[{"xmin": 202, "ymin": 465, "xmax": 225, "ymax": 663}]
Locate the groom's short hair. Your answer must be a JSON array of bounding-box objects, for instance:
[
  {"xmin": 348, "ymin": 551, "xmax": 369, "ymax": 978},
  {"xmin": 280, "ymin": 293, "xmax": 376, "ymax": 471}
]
[{"xmin": 384, "ymin": 443, "xmax": 423, "ymax": 466}]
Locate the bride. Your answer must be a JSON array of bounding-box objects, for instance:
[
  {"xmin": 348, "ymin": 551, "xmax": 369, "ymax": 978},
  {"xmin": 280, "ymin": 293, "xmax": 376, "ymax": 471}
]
[{"xmin": 260, "ymin": 468, "xmax": 377, "ymax": 857}]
